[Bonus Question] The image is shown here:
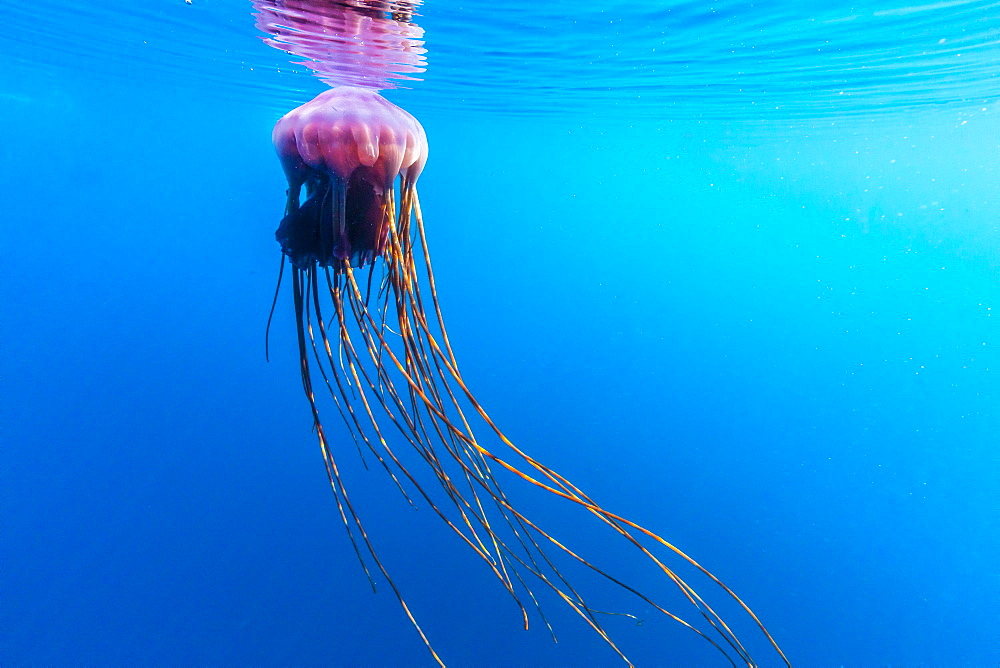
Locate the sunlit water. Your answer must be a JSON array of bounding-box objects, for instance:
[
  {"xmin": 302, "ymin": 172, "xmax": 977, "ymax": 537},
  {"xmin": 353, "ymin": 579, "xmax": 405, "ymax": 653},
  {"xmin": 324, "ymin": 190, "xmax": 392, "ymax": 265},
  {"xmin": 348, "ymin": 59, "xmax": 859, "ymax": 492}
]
[{"xmin": 4, "ymin": 1, "xmax": 998, "ymax": 666}]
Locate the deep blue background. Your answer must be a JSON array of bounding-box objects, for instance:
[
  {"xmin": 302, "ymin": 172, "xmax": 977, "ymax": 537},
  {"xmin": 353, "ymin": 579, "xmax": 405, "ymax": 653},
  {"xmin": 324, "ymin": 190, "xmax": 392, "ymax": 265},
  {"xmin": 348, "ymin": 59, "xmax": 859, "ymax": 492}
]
[{"xmin": 3, "ymin": 2, "xmax": 999, "ymax": 666}]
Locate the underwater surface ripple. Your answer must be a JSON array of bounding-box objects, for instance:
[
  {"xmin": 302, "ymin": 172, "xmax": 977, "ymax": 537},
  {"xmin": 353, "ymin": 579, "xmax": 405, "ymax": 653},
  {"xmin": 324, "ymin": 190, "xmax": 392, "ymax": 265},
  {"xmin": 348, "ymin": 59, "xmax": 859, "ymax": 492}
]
[{"xmin": 8, "ymin": 0, "xmax": 999, "ymax": 119}]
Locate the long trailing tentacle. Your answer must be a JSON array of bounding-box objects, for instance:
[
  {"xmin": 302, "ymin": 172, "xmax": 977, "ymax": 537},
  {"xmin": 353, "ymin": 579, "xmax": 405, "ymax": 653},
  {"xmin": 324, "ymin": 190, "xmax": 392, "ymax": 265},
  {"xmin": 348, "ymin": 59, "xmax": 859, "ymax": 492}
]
[
  {"xmin": 339, "ymin": 262, "xmax": 744, "ymax": 666},
  {"xmin": 265, "ymin": 254, "xmax": 286, "ymax": 363},
  {"xmin": 279, "ymin": 175, "xmax": 789, "ymax": 668},
  {"xmin": 290, "ymin": 263, "xmax": 445, "ymax": 668},
  {"xmin": 409, "ymin": 188, "xmax": 790, "ymax": 666},
  {"xmin": 341, "ymin": 258, "xmax": 741, "ymax": 666}
]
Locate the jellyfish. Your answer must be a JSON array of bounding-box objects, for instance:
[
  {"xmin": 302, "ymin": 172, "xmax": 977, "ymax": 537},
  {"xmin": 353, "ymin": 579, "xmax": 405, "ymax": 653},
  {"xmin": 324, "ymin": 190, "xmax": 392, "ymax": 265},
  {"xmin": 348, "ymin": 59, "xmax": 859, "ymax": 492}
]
[{"xmin": 269, "ymin": 86, "xmax": 789, "ymax": 667}]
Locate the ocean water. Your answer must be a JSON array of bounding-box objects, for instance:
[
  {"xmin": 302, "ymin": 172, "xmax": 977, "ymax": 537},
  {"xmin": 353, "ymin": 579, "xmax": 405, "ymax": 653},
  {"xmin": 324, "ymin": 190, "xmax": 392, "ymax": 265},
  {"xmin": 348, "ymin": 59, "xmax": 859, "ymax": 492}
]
[{"xmin": 3, "ymin": 1, "xmax": 998, "ymax": 666}]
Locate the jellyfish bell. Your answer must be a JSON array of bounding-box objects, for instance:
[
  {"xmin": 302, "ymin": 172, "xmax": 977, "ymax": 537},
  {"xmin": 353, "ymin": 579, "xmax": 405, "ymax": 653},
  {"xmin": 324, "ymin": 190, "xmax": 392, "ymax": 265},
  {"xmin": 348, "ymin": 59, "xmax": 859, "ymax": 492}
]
[{"xmin": 273, "ymin": 86, "xmax": 427, "ymax": 268}]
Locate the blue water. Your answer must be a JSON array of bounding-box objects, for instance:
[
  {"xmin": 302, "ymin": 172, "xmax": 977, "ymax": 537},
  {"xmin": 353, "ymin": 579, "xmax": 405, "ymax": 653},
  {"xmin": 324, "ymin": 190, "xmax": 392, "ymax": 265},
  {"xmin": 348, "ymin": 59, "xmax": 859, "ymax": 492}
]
[{"xmin": 4, "ymin": 1, "xmax": 998, "ymax": 666}]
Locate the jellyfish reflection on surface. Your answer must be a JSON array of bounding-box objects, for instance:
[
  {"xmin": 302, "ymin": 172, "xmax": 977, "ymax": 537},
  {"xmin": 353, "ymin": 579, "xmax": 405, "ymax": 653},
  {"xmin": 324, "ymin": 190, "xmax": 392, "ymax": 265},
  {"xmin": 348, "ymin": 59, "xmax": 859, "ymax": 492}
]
[{"xmin": 267, "ymin": 83, "xmax": 789, "ymax": 666}]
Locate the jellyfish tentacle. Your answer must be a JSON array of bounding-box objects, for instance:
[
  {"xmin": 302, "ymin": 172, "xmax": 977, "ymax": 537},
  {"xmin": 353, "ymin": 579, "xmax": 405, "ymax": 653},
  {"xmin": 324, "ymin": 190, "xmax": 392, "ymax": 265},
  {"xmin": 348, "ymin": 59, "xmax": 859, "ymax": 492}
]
[
  {"xmin": 293, "ymin": 265, "xmax": 446, "ymax": 668},
  {"xmin": 366, "ymin": 213, "xmax": 627, "ymax": 637},
  {"xmin": 343, "ymin": 234, "xmax": 774, "ymax": 666},
  {"xmin": 340, "ymin": 203, "xmax": 622, "ymax": 640},
  {"xmin": 343, "ymin": 260, "xmax": 633, "ymax": 657},
  {"xmin": 334, "ymin": 269, "xmax": 506, "ymax": 567},
  {"xmin": 381, "ymin": 193, "xmax": 617, "ymax": 636},
  {"xmin": 265, "ymin": 254, "xmax": 286, "ymax": 363},
  {"xmin": 341, "ymin": 261, "xmax": 738, "ymax": 666},
  {"xmin": 339, "ymin": 269, "xmax": 537, "ymax": 616},
  {"xmin": 383, "ymin": 194, "xmax": 608, "ymax": 628},
  {"xmin": 322, "ymin": 265, "xmax": 541, "ymax": 622},
  {"xmin": 292, "ymin": 267, "xmax": 375, "ymax": 590},
  {"xmin": 403, "ymin": 203, "xmax": 790, "ymax": 664},
  {"xmin": 313, "ymin": 268, "xmax": 420, "ymax": 489},
  {"xmin": 304, "ymin": 266, "xmax": 372, "ymax": 467},
  {"xmin": 340, "ymin": 238, "xmax": 712, "ymax": 665},
  {"xmin": 408, "ymin": 201, "xmax": 756, "ymax": 655},
  {"xmin": 344, "ymin": 254, "xmax": 680, "ymax": 640}
]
